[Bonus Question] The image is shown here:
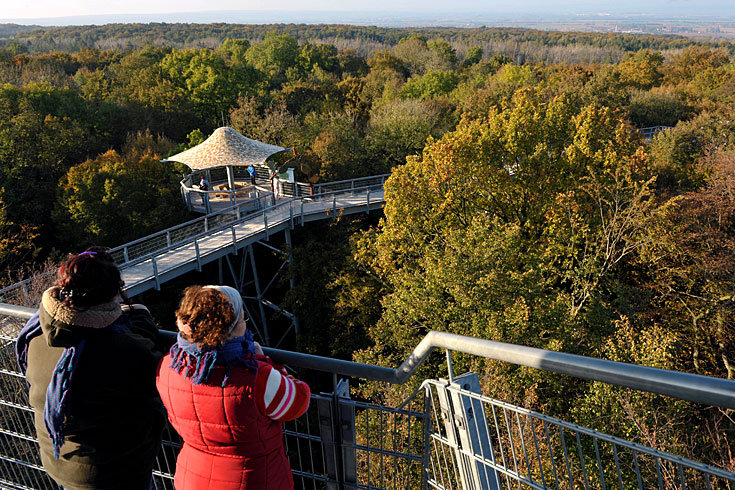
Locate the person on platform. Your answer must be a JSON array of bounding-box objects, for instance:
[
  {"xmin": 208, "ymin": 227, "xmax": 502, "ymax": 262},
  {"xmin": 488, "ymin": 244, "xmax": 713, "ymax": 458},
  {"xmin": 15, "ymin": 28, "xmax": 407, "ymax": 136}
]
[
  {"xmin": 156, "ymin": 285, "xmax": 311, "ymax": 490},
  {"xmin": 16, "ymin": 247, "xmax": 166, "ymax": 490},
  {"xmin": 247, "ymin": 164, "xmax": 256, "ymax": 185},
  {"xmin": 199, "ymin": 175, "xmax": 211, "ymax": 211}
]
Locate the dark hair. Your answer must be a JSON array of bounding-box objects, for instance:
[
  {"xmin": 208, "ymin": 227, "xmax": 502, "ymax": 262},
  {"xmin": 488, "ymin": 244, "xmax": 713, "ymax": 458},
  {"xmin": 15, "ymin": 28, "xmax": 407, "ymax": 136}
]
[
  {"xmin": 175, "ymin": 285, "xmax": 234, "ymax": 349},
  {"xmin": 56, "ymin": 247, "xmax": 123, "ymax": 308}
]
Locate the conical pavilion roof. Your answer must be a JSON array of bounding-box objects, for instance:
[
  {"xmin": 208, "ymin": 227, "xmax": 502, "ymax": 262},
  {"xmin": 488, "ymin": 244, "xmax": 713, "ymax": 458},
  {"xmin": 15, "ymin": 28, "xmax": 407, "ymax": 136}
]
[{"xmin": 164, "ymin": 127, "xmax": 286, "ymax": 170}]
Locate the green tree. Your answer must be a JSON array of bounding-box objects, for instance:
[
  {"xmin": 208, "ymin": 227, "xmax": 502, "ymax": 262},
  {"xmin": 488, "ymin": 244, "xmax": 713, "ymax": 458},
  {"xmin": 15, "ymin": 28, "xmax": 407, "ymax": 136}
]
[
  {"xmin": 400, "ymin": 70, "xmax": 458, "ymax": 99},
  {"xmin": 245, "ymin": 32, "xmax": 300, "ymax": 86},
  {"xmin": 56, "ymin": 131, "xmax": 189, "ymax": 247},
  {"xmin": 615, "ymin": 49, "xmax": 664, "ymax": 90},
  {"xmin": 353, "ymin": 90, "xmax": 656, "ymax": 411}
]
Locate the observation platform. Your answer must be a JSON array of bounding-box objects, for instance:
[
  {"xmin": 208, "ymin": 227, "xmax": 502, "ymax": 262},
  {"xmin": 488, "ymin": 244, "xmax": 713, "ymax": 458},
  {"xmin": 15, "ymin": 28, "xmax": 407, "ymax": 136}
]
[{"xmin": 0, "ymin": 303, "xmax": 734, "ymax": 489}]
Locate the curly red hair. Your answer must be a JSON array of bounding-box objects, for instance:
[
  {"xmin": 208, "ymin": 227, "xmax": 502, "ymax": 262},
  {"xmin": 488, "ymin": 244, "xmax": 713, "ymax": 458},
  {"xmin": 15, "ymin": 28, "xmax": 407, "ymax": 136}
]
[{"xmin": 175, "ymin": 285, "xmax": 235, "ymax": 349}]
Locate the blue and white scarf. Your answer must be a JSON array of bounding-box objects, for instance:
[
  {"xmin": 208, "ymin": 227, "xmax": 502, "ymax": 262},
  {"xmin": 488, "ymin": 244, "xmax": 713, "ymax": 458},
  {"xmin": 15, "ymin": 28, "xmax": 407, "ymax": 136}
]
[{"xmin": 16, "ymin": 311, "xmax": 128, "ymax": 459}]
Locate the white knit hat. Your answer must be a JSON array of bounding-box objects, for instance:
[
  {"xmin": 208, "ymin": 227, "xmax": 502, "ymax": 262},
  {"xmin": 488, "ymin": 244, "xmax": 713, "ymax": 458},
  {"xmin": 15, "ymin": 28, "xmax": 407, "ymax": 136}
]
[{"xmin": 204, "ymin": 285, "xmax": 244, "ymax": 332}]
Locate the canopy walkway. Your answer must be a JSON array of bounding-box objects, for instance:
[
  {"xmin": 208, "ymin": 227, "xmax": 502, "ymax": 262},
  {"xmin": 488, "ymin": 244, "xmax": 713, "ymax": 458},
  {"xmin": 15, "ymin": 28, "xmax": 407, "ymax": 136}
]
[
  {"xmin": 0, "ymin": 174, "xmax": 388, "ymax": 304},
  {"xmin": 116, "ymin": 174, "xmax": 387, "ymax": 297}
]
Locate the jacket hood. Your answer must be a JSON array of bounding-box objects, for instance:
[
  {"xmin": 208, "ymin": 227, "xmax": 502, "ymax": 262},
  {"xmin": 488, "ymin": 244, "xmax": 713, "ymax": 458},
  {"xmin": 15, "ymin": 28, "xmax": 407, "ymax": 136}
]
[{"xmin": 39, "ymin": 287, "xmax": 122, "ymax": 347}]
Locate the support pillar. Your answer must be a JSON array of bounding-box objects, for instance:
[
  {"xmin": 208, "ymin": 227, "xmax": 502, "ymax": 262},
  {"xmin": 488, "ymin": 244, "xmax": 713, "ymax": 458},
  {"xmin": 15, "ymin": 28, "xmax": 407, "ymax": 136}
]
[
  {"xmin": 226, "ymin": 165, "xmax": 236, "ymax": 191},
  {"xmin": 284, "ymin": 229, "xmax": 300, "ymax": 340},
  {"xmin": 248, "ymin": 244, "xmax": 271, "ymax": 346}
]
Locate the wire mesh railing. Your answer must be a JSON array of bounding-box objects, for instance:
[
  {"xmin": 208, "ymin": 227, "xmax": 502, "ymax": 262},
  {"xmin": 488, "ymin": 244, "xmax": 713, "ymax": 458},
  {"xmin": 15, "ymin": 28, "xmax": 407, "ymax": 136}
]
[
  {"xmin": 424, "ymin": 377, "xmax": 735, "ymax": 490},
  {"xmin": 1, "ymin": 301, "xmax": 734, "ymax": 490}
]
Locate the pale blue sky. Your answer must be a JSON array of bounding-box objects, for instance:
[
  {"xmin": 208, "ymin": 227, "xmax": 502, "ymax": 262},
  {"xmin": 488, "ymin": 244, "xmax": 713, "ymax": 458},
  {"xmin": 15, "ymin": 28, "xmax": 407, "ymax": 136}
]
[{"xmin": 2, "ymin": 0, "xmax": 730, "ymax": 22}]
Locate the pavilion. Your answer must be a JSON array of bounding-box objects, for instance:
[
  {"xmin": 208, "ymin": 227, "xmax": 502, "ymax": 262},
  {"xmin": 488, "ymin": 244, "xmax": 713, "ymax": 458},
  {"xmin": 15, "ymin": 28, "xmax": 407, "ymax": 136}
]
[{"xmin": 164, "ymin": 127, "xmax": 290, "ymax": 212}]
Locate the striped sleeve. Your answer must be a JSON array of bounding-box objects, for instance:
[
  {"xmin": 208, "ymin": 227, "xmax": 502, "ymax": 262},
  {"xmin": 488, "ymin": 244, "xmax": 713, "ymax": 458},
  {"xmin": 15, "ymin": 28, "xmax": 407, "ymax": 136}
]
[{"xmin": 254, "ymin": 363, "xmax": 311, "ymax": 421}]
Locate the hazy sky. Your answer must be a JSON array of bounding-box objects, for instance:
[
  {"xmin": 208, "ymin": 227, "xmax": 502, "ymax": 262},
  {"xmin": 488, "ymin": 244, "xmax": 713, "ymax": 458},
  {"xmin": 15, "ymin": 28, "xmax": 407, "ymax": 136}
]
[{"xmin": 3, "ymin": 0, "xmax": 732, "ymax": 21}]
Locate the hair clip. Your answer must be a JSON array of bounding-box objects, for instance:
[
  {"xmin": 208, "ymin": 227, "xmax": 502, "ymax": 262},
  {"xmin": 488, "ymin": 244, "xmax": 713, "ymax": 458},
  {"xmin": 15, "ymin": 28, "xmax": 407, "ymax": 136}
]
[{"xmin": 78, "ymin": 251, "xmax": 97, "ymax": 257}]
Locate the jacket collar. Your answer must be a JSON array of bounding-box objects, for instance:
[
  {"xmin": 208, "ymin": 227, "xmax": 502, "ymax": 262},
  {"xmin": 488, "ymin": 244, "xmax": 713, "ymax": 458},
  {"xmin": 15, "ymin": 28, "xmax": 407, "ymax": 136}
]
[{"xmin": 41, "ymin": 286, "xmax": 122, "ymax": 330}]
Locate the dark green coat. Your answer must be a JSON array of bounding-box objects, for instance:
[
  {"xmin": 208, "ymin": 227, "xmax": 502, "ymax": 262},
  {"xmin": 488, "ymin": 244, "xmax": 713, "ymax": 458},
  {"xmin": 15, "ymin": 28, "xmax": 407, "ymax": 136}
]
[{"xmin": 26, "ymin": 288, "xmax": 166, "ymax": 490}]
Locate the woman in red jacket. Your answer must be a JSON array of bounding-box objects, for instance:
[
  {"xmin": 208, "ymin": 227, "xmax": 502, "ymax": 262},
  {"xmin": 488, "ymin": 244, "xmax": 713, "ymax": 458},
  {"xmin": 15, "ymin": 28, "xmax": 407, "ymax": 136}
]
[{"xmin": 156, "ymin": 285, "xmax": 310, "ymax": 490}]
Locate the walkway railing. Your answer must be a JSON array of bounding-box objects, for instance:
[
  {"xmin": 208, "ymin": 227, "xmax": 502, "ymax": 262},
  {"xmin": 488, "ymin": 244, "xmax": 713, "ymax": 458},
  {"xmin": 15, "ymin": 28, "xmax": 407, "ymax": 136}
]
[
  {"xmin": 180, "ymin": 167, "xmax": 272, "ymax": 213},
  {"xmin": 118, "ymin": 178, "xmax": 386, "ymax": 297},
  {"xmin": 638, "ymin": 126, "xmax": 673, "ymax": 142},
  {"xmin": 0, "ymin": 174, "xmax": 390, "ymax": 303},
  {"xmin": 0, "ymin": 303, "xmax": 733, "ymax": 489}
]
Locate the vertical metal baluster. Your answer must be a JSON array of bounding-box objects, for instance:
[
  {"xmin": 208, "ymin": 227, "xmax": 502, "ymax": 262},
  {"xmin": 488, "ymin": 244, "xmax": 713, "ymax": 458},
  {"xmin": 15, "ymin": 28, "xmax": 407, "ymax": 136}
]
[
  {"xmin": 529, "ymin": 414, "xmax": 548, "ymax": 490},
  {"xmin": 515, "ymin": 410, "xmax": 533, "ymax": 482},
  {"xmin": 704, "ymin": 473, "xmax": 713, "ymax": 490},
  {"xmin": 632, "ymin": 450, "xmax": 643, "ymax": 489},
  {"xmin": 194, "ymin": 239, "xmax": 201, "ymax": 271},
  {"xmin": 678, "ymin": 463, "xmax": 687, "ymax": 490},
  {"xmin": 502, "ymin": 407, "xmax": 521, "ymax": 489},
  {"xmin": 422, "ymin": 387, "xmax": 432, "ymax": 490},
  {"xmin": 491, "ymin": 404, "xmax": 513, "ymax": 490},
  {"xmin": 379, "ymin": 409, "xmax": 385, "ymax": 487},
  {"xmin": 430, "ymin": 389, "xmax": 455, "ymax": 488},
  {"xmin": 366, "ymin": 408, "xmax": 370, "ymax": 489},
  {"xmin": 654, "ymin": 456, "xmax": 664, "ymax": 490},
  {"xmin": 575, "ymin": 432, "xmax": 590, "ymax": 489},
  {"xmin": 471, "ymin": 392, "xmax": 494, "ymax": 489},
  {"xmin": 560, "ymin": 429, "xmax": 574, "ymax": 490},
  {"xmin": 593, "ymin": 437, "xmax": 607, "ymax": 490},
  {"xmin": 611, "ymin": 443, "xmax": 624, "ymax": 490},
  {"xmin": 393, "ymin": 406, "xmax": 399, "ymax": 490}
]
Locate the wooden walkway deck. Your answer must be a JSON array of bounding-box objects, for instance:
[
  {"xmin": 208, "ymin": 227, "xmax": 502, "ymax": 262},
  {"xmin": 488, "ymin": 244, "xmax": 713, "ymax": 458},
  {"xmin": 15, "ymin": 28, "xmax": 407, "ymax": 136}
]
[{"xmin": 121, "ymin": 187, "xmax": 385, "ymax": 297}]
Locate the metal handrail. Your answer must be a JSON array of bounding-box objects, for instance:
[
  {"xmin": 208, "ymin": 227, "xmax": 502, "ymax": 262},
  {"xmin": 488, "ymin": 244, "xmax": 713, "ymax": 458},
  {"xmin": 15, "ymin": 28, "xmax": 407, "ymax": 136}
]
[
  {"xmin": 120, "ymin": 181, "xmax": 385, "ymax": 278},
  {"xmin": 108, "ymin": 193, "xmax": 274, "ymax": 263},
  {"xmin": 2, "ymin": 302, "xmax": 733, "ymax": 410}
]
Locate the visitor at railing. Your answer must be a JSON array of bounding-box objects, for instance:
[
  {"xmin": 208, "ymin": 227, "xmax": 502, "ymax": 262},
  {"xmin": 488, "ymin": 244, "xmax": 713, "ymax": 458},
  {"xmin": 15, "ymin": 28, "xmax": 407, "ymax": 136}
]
[
  {"xmin": 156, "ymin": 285, "xmax": 311, "ymax": 490},
  {"xmin": 15, "ymin": 247, "xmax": 167, "ymax": 490}
]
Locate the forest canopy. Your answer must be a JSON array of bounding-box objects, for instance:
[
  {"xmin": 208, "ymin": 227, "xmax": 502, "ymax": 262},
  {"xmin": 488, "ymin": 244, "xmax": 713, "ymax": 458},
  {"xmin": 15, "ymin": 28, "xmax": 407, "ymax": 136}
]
[{"xmin": 0, "ymin": 23, "xmax": 733, "ymax": 474}]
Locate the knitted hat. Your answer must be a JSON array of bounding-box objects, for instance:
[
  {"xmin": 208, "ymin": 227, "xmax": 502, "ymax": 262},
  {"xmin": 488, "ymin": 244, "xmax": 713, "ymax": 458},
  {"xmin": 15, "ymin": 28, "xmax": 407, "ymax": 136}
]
[{"xmin": 204, "ymin": 285, "xmax": 244, "ymax": 333}]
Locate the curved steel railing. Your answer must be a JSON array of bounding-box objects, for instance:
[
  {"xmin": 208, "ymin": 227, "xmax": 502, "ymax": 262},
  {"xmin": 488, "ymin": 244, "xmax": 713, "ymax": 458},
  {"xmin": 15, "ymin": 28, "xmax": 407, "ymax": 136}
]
[{"xmin": 1, "ymin": 302, "xmax": 733, "ymax": 409}]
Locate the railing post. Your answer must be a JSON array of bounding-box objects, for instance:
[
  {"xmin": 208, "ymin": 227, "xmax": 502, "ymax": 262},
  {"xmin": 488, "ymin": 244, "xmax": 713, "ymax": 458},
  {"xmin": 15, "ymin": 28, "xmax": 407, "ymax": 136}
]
[
  {"xmin": 436, "ymin": 372, "xmax": 501, "ymax": 490},
  {"xmin": 231, "ymin": 227, "xmax": 237, "ymax": 255},
  {"xmin": 204, "ymin": 216, "xmax": 209, "ymax": 232},
  {"xmin": 123, "ymin": 247, "xmax": 129, "ymax": 264},
  {"xmin": 194, "ymin": 239, "xmax": 202, "ymax": 271},
  {"xmin": 264, "ymin": 212, "xmax": 269, "ymax": 240},
  {"xmin": 300, "ymin": 200, "xmax": 305, "ymax": 226},
  {"xmin": 151, "ymin": 256, "xmax": 161, "ymax": 291},
  {"xmin": 317, "ymin": 378, "xmax": 356, "ymax": 489},
  {"xmin": 289, "ymin": 201, "xmax": 294, "ymax": 229},
  {"xmin": 166, "ymin": 231, "xmax": 171, "ymax": 248},
  {"xmin": 422, "ymin": 385, "xmax": 432, "ymax": 490},
  {"xmin": 366, "ymin": 189, "xmax": 370, "ymax": 214}
]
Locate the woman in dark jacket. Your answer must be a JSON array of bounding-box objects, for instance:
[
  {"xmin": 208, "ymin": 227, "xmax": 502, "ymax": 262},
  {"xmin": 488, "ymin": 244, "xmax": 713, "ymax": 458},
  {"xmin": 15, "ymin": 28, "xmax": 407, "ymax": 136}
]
[{"xmin": 16, "ymin": 248, "xmax": 166, "ymax": 490}]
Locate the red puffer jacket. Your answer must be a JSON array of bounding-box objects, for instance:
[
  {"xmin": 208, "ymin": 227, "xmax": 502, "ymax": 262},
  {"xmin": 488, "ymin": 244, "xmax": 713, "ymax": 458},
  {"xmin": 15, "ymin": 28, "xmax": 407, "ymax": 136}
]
[{"xmin": 156, "ymin": 354, "xmax": 310, "ymax": 490}]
